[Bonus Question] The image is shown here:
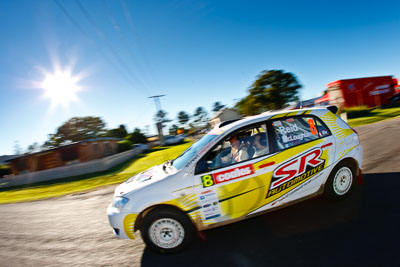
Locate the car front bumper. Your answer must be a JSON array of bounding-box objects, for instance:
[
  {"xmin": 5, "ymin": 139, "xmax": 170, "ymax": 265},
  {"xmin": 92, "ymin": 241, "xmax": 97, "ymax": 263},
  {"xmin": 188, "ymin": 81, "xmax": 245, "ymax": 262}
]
[{"xmin": 107, "ymin": 205, "xmax": 139, "ymax": 240}]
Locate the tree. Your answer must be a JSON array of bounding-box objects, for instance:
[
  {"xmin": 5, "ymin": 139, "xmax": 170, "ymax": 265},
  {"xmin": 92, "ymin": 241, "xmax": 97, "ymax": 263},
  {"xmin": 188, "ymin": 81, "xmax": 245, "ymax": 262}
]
[
  {"xmin": 49, "ymin": 116, "xmax": 107, "ymax": 146},
  {"xmin": 212, "ymin": 101, "xmax": 225, "ymax": 112},
  {"xmin": 144, "ymin": 125, "xmax": 150, "ymax": 136},
  {"xmin": 126, "ymin": 128, "xmax": 147, "ymax": 144},
  {"xmin": 26, "ymin": 142, "xmax": 40, "ymax": 154},
  {"xmin": 177, "ymin": 111, "xmax": 190, "ymax": 126},
  {"xmin": 41, "ymin": 134, "xmax": 57, "ymax": 150},
  {"xmin": 117, "ymin": 140, "xmax": 133, "ymax": 153},
  {"xmin": 154, "ymin": 110, "xmax": 172, "ymax": 133},
  {"xmin": 235, "ymin": 69, "xmax": 302, "ymax": 115},
  {"xmin": 105, "ymin": 124, "xmax": 128, "ymax": 138},
  {"xmin": 13, "ymin": 141, "xmax": 22, "ymax": 155},
  {"xmin": 235, "ymin": 94, "xmax": 260, "ymax": 116},
  {"xmin": 192, "ymin": 107, "xmax": 209, "ymax": 128},
  {"xmin": 169, "ymin": 124, "xmax": 179, "ymax": 135}
]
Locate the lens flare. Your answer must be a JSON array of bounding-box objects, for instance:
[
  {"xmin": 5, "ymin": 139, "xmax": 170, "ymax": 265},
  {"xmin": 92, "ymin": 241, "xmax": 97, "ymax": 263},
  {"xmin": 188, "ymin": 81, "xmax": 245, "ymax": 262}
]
[{"xmin": 41, "ymin": 70, "xmax": 80, "ymax": 108}]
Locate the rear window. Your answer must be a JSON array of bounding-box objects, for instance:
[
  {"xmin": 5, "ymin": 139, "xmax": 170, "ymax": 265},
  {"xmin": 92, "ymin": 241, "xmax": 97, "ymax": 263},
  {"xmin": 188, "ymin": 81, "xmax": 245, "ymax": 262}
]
[
  {"xmin": 272, "ymin": 116, "xmax": 321, "ymax": 150},
  {"xmin": 315, "ymin": 118, "xmax": 330, "ymax": 138}
]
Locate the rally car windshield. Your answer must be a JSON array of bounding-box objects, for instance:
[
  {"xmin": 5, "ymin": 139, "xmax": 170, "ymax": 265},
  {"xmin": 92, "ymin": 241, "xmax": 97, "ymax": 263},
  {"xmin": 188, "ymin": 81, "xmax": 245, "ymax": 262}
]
[{"xmin": 172, "ymin": 134, "xmax": 218, "ymax": 170}]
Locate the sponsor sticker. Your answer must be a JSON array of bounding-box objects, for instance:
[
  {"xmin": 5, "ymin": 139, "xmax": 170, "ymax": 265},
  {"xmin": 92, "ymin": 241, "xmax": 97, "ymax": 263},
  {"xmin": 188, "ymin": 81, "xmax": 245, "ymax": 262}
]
[
  {"xmin": 270, "ymin": 172, "xmax": 323, "ymax": 206},
  {"xmin": 201, "ymin": 164, "xmax": 255, "ymax": 188},
  {"xmin": 198, "ymin": 189, "xmax": 221, "ymax": 221},
  {"xmin": 185, "ymin": 154, "xmax": 200, "ymax": 168},
  {"xmin": 282, "ymin": 131, "xmax": 312, "ymax": 143},
  {"xmin": 278, "ymin": 123, "xmax": 299, "ymax": 135},
  {"xmin": 266, "ymin": 148, "xmax": 325, "ymax": 199}
]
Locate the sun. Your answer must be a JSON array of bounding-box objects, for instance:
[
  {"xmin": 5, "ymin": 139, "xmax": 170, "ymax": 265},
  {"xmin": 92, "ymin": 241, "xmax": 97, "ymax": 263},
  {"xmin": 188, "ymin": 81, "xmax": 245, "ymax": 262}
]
[{"xmin": 41, "ymin": 70, "xmax": 81, "ymax": 108}]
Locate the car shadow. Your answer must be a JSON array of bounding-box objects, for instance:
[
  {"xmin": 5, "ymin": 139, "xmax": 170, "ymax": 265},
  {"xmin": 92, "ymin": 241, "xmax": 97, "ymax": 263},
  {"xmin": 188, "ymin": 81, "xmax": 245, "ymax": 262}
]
[{"xmin": 141, "ymin": 172, "xmax": 400, "ymax": 267}]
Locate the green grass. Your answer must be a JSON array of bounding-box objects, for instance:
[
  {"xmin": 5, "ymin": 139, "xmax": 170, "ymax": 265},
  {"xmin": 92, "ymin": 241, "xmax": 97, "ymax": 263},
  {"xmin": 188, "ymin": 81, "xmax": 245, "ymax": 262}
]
[
  {"xmin": 347, "ymin": 104, "xmax": 400, "ymax": 127},
  {"xmin": 0, "ymin": 141, "xmax": 192, "ymax": 204},
  {"xmin": 342, "ymin": 105, "xmax": 371, "ymax": 119}
]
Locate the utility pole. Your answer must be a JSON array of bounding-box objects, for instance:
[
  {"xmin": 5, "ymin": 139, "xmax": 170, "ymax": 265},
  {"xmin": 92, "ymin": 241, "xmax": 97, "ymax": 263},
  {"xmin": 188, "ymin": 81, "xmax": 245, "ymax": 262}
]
[
  {"xmin": 148, "ymin": 95, "xmax": 166, "ymax": 144},
  {"xmin": 148, "ymin": 95, "xmax": 165, "ymax": 111}
]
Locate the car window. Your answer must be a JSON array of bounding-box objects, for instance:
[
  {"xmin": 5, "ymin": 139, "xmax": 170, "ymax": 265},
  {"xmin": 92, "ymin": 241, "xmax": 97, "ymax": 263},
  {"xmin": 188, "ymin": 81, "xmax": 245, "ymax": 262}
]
[
  {"xmin": 172, "ymin": 134, "xmax": 218, "ymax": 170},
  {"xmin": 272, "ymin": 116, "xmax": 320, "ymax": 150},
  {"xmin": 315, "ymin": 118, "xmax": 331, "ymax": 138},
  {"xmin": 195, "ymin": 124, "xmax": 269, "ymax": 174}
]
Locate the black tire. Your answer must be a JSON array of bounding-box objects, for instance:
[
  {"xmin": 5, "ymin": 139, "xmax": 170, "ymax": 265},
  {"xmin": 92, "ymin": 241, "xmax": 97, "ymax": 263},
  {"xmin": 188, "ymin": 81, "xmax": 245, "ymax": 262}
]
[
  {"xmin": 323, "ymin": 161, "xmax": 356, "ymax": 200},
  {"xmin": 140, "ymin": 207, "xmax": 195, "ymax": 254}
]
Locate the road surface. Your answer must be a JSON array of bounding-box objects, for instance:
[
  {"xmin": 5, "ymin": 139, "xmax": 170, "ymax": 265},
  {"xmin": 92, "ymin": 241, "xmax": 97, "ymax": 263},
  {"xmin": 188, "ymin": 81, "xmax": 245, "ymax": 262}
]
[{"xmin": 1, "ymin": 117, "xmax": 400, "ymax": 266}]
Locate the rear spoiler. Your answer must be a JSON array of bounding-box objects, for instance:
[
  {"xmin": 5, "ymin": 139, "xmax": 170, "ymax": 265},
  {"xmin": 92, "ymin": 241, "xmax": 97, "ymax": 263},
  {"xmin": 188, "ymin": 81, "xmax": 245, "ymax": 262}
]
[{"xmin": 327, "ymin": 105, "xmax": 338, "ymax": 114}]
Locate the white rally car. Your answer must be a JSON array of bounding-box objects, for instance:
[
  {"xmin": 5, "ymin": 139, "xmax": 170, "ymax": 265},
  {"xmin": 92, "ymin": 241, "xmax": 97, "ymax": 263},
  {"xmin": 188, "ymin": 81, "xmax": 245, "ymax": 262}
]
[{"xmin": 107, "ymin": 106, "xmax": 363, "ymax": 253}]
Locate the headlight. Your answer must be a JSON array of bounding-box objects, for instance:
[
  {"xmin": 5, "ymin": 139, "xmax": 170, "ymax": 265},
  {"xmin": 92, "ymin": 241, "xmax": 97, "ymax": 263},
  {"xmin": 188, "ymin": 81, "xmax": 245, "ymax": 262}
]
[{"xmin": 112, "ymin": 196, "xmax": 129, "ymax": 210}]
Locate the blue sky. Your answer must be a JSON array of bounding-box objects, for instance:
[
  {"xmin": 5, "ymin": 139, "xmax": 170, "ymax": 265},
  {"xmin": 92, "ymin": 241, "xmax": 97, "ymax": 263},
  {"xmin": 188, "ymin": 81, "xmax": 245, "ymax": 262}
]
[{"xmin": 1, "ymin": 0, "xmax": 399, "ymax": 155}]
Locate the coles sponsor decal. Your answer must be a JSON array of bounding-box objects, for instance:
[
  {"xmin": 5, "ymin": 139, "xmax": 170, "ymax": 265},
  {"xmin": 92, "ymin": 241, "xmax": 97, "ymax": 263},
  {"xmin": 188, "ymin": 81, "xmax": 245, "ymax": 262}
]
[
  {"xmin": 201, "ymin": 164, "xmax": 255, "ymax": 188},
  {"xmin": 266, "ymin": 148, "xmax": 325, "ymax": 198}
]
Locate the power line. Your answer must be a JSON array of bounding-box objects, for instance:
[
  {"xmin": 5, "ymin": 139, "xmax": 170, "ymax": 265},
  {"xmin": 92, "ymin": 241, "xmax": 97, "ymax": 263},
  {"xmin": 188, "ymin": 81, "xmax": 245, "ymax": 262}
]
[
  {"xmin": 74, "ymin": 0, "xmax": 150, "ymax": 95},
  {"xmin": 53, "ymin": 0, "xmax": 91, "ymax": 41},
  {"xmin": 53, "ymin": 0, "xmax": 144, "ymax": 92},
  {"xmin": 119, "ymin": 0, "xmax": 160, "ymax": 93},
  {"xmin": 100, "ymin": 0, "xmax": 151, "ymax": 93},
  {"xmin": 54, "ymin": 0, "xmax": 151, "ymax": 95},
  {"xmin": 120, "ymin": 0, "xmax": 136, "ymax": 33}
]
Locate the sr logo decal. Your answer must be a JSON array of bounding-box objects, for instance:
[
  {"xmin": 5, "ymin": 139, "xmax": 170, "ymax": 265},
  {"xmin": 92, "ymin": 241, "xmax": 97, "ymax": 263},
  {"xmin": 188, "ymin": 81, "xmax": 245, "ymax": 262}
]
[
  {"xmin": 266, "ymin": 148, "xmax": 325, "ymax": 198},
  {"xmin": 201, "ymin": 164, "xmax": 255, "ymax": 188}
]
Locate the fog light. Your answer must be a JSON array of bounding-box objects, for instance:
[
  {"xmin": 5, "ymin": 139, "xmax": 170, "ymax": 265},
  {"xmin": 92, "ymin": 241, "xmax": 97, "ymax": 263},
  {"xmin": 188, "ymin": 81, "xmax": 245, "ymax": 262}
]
[{"xmin": 113, "ymin": 228, "xmax": 120, "ymax": 236}]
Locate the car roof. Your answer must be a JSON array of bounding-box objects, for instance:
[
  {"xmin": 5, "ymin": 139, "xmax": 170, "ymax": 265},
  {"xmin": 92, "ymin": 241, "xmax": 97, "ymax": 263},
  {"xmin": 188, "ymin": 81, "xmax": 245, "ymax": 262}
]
[{"xmin": 216, "ymin": 106, "xmax": 331, "ymax": 133}]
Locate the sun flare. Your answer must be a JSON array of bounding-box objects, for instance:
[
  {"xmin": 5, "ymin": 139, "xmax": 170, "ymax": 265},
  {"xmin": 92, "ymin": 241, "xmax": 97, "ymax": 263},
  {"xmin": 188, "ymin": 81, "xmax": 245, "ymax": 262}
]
[{"xmin": 41, "ymin": 70, "xmax": 81, "ymax": 108}]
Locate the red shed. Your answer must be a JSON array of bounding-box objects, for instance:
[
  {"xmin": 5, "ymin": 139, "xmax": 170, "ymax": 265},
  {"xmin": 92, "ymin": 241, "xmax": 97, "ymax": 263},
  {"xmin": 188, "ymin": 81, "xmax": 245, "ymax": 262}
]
[{"xmin": 325, "ymin": 76, "xmax": 397, "ymax": 108}]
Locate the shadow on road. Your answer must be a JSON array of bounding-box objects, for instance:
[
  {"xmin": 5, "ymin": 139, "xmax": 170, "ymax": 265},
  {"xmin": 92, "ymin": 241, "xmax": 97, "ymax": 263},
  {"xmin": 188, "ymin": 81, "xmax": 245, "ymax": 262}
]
[{"xmin": 141, "ymin": 172, "xmax": 399, "ymax": 267}]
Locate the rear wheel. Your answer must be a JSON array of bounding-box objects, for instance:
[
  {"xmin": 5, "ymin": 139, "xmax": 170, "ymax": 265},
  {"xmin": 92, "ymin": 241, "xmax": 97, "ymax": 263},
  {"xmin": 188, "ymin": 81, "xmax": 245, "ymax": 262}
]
[
  {"xmin": 140, "ymin": 208, "xmax": 195, "ymax": 254},
  {"xmin": 324, "ymin": 162, "xmax": 356, "ymax": 200}
]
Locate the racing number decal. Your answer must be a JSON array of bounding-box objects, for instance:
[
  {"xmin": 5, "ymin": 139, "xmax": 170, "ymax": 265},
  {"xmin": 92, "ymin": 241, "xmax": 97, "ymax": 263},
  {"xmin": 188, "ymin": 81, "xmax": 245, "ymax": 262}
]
[
  {"xmin": 308, "ymin": 119, "xmax": 317, "ymax": 135},
  {"xmin": 201, "ymin": 164, "xmax": 255, "ymax": 188},
  {"xmin": 201, "ymin": 175, "xmax": 215, "ymax": 188}
]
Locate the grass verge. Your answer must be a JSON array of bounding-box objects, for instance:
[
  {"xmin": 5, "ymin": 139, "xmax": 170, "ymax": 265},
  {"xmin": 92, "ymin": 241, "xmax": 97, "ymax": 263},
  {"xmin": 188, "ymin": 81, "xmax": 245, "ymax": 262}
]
[
  {"xmin": 0, "ymin": 141, "xmax": 192, "ymax": 204},
  {"xmin": 347, "ymin": 103, "xmax": 400, "ymax": 127}
]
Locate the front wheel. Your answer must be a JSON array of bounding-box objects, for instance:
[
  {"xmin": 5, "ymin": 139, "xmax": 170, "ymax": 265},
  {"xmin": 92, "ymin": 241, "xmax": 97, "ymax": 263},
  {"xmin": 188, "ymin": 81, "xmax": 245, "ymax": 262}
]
[
  {"xmin": 140, "ymin": 208, "xmax": 195, "ymax": 254},
  {"xmin": 324, "ymin": 162, "xmax": 356, "ymax": 200}
]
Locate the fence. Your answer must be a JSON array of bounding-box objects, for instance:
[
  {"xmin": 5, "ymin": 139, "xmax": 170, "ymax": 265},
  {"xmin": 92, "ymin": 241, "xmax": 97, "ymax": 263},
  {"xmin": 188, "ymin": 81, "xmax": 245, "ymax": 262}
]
[{"xmin": 0, "ymin": 147, "xmax": 143, "ymax": 189}]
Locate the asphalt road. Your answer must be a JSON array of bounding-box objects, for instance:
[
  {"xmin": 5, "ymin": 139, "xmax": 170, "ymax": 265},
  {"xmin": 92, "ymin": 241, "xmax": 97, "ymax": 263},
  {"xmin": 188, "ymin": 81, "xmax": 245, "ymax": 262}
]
[{"xmin": 1, "ymin": 117, "xmax": 400, "ymax": 267}]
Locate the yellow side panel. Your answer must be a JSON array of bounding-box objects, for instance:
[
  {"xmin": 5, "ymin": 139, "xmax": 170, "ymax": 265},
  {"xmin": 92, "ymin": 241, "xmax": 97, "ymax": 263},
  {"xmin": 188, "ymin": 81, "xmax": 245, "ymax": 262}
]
[
  {"xmin": 217, "ymin": 175, "xmax": 268, "ymax": 217},
  {"xmin": 320, "ymin": 111, "xmax": 354, "ymax": 140},
  {"xmin": 217, "ymin": 139, "xmax": 325, "ymax": 219}
]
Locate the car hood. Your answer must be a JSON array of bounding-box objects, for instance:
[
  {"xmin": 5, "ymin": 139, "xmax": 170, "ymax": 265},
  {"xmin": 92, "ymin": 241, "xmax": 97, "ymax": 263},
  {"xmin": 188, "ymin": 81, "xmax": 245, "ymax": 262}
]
[{"xmin": 114, "ymin": 164, "xmax": 174, "ymax": 196}]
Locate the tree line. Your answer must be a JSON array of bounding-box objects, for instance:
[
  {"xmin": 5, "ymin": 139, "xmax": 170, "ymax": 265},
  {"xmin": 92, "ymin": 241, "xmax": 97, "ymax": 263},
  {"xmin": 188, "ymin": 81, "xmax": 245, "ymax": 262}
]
[
  {"xmin": 17, "ymin": 117, "xmax": 148, "ymax": 154},
  {"xmin": 155, "ymin": 101, "xmax": 225, "ymax": 136},
  {"xmin": 17, "ymin": 101, "xmax": 227, "ymax": 154}
]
